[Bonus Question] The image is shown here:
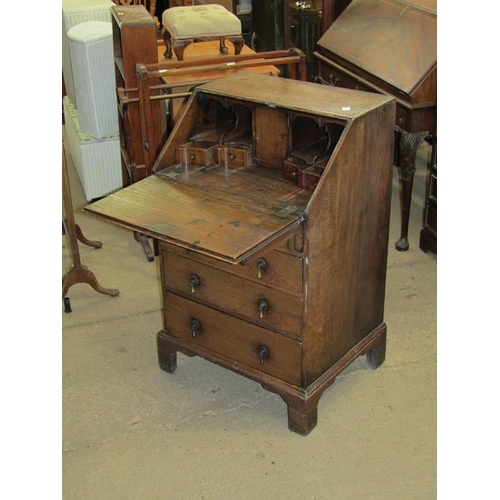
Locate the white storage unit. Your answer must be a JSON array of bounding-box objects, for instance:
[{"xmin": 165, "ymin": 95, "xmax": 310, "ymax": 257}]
[
  {"xmin": 62, "ymin": 0, "xmax": 114, "ymax": 108},
  {"xmin": 67, "ymin": 20, "xmax": 118, "ymax": 138}
]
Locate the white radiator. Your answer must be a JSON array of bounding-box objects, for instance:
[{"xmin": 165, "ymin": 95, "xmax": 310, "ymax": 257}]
[
  {"xmin": 62, "ymin": 0, "xmax": 114, "ymax": 108},
  {"xmin": 64, "ymin": 96, "xmax": 122, "ymax": 202}
]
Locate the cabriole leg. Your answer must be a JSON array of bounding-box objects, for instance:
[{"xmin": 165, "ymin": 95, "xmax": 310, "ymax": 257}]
[{"xmin": 395, "ymin": 131, "xmax": 428, "ymax": 251}]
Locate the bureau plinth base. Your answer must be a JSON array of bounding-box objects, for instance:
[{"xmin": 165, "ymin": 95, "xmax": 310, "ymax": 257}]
[
  {"xmin": 157, "ymin": 337, "xmax": 177, "ymax": 374},
  {"xmin": 156, "ymin": 324, "xmax": 387, "ymax": 435}
]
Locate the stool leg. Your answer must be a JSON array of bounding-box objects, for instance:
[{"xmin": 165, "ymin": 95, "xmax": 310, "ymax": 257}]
[
  {"xmin": 162, "ymin": 30, "xmax": 173, "ymax": 59},
  {"xmin": 227, "ymin": 35, "xmax": 244, "ymax": 55},
  {"xmin": 173, "ymin": 39, "xmax": 192, "ymax": 61},
  {"xmin": 219, "ymin": 36, "xmax": 229, "ymax": 54}
]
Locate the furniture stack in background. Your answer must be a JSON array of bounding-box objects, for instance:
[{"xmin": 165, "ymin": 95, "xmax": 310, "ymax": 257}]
[{"xmin": 62, "ymin": 0, "xmax": 122, "ymax": 201}]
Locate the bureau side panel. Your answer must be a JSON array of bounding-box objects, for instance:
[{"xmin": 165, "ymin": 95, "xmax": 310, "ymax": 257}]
[{"xmin": 302, "ymin": 100, "xmax": 395, "ymax": 385}]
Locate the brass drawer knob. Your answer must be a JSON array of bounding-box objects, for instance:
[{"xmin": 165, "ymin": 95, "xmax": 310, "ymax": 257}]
[
  {"xmin": 189, "ymin": 274, "xmax": 200, "ymax": 293},
  {"xmin": 256, "ymin": 258, "xmax": 267, "ymax": 279},
  {"xmin": 257, "ymin": 345, "xmax": 269, "ymax": 365},
  {"xmin": 190, "ymin": 318, "xmax": 202, "ymax": 338},
  {"xmin": 257, "ymin": 299, "xmax": 269, "ymax": 318}
]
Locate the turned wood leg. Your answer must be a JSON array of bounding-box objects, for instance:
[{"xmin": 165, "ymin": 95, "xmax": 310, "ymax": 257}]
[
  {"xmin": 395, "ymin": 131, "xmax": 428, "ymax": 252},
  {"xmin": 157, "ymin": 331, "xmax": 178, "ymax": 373},
  {"xmin": 162, "ymin": 30, "xmax": 173, "ymax": 59},
  {"xmin": 226, "ymin": 35, "xmax": 244, "ymax": 55},
  {"xmin": 366, "ymin": 328, "xmax": 387, "ymax": 369},
  {"xmin": 219, "ymin": 36, "xmax": 229, "ymax": 54},
  {"xmin": 173, "ymin": 39, "xmax": 192, "ymax": 61}
]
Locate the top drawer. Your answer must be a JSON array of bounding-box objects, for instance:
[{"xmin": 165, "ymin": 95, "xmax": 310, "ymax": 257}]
[
  {"xmin": 317, "ymin": 62, "xmax": 374, "ymax": 94},
  {"xmin": 160, "ymin": 242, "xmax": 303, "ymax": 296}
]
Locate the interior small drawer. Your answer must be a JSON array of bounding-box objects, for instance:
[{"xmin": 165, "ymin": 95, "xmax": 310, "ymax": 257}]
[
  {"xmin": 161, "ymin": 251, "xmax": 303, "ymax": 337},
  {"xmin": 163, "ymin": 292, "xmax": 302, "ymax": 385},
  {"xmin": 177, "ymin": 141, "xmax": 216, "ymax": 166},
  {"xmin": 214, "ymin": 143, "xmax": 253, "ymax": 168}
]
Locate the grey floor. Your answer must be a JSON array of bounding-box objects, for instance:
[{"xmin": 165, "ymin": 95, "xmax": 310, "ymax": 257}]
[{"xmin": 62, "ymin": 131, "xmax": 436, "ymax": 499}]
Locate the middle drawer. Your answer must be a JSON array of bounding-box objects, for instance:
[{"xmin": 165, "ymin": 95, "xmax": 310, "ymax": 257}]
[{"xmin": 161, "ymin": 250, "xmax": 303, "ymax": 337}]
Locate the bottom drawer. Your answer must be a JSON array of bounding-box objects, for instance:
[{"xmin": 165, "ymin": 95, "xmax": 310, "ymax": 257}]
[{"xmin": 163, "ymin": 292, "xmax": 302, "ymax": 385}]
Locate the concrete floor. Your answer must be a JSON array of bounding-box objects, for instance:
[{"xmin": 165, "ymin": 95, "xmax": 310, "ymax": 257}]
[{"xmin": 62, "ymin": 132, "xmax": 436, "ymax": 499}]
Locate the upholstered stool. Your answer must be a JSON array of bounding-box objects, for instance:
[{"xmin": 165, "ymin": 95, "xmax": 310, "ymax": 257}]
[{"xmin": 162, "ymin": 5, "xmax": 244, "ymax": 61}]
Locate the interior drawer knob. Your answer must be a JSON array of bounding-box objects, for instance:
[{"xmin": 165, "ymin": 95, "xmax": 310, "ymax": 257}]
[
  {"xmin": 257, "ymin": 345, "xmax": 269, "ymax": 365},
  {"xmin": 190, "ymin": 318, "xmax": 202, "ymax": 337},
  {"xmin": 189, "ymin": 274, "xmax": 200, "ymax": 293},
  {"xmin": 257, "ymin": 299, "xmax": 269, "ymax": 318},
  {"xmin": 256, "ymin": 258, "xmax": 267, "ymax": 279}
]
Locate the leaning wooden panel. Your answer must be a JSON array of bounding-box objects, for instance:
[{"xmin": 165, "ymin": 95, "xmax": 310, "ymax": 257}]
[{"xmin": 84, "ymin": 73, "xmax": 395, "ymax": 435}]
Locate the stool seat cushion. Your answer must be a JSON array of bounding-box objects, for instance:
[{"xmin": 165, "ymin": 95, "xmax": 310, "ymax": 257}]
[{"xmin": 163, "ymin": 5, "xmax": 241, "ymax": 39}]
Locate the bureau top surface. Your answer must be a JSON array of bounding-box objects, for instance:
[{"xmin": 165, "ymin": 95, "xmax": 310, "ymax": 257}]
[
  {"xmin": 317, "ymin": 0, "xmax": 437, "ymax": 96},
  {"xmin": 198, "ymin": 73, "xmax": 394, "ymax": 119}
]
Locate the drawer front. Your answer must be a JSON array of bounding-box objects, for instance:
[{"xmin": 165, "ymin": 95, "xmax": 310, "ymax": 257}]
[
  {"xmin": 429, "ymin": 173, "xmax": 437, "ymax": 202},
  {"xmin": 214, "ymin": 144, "xmax": 253, "ymax": 168},
  {"xmin": 318, "ymin": 63, "xmax": 374, "ymax": 94},
  {"xmin": 163, "ymin": 292, "xmax": 302, "ymax": 385},
  {"xmin": 177, "ymin": 142, "xmax": 214, "ymax": 166},
  {"xmin": 161, "ymin": 250, "xmax": 303, "ymax": 336},
  {"xmin": 423, "ymin": 202, "xmax": 437, "ymax": 234},
  {"xmin": 161, "ymin": 244, "xmax": 303, "ymax": 295}
]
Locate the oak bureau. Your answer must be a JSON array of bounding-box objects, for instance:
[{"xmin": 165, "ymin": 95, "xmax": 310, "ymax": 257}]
[{"xmin": 84, "ymin": 73, "xmax": 396, "ymax": 435}]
